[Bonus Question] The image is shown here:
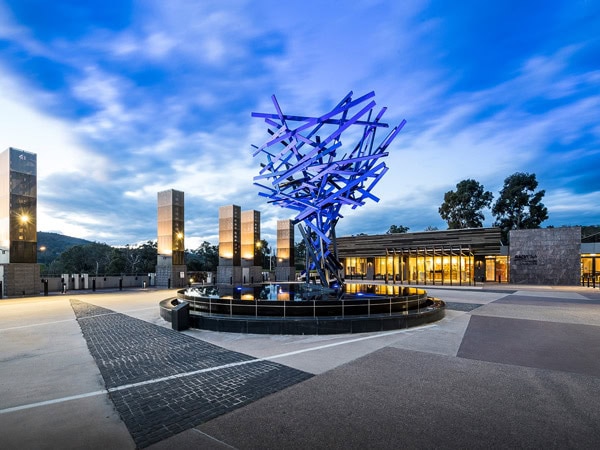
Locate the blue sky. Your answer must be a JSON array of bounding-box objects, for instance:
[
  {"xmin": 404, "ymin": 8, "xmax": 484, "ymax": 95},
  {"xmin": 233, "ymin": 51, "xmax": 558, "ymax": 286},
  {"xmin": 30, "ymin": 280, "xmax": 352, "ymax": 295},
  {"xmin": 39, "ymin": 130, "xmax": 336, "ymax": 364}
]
[{"xmin": 1, "ymin": 0, "xmax": 599, "ymax": 249}]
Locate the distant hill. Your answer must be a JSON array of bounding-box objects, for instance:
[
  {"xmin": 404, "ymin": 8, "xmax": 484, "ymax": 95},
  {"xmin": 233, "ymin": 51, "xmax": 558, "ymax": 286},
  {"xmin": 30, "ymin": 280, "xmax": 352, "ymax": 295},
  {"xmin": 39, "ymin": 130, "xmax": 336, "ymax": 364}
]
[{"xmin": 37, "ymin": 231, "xmax": 94, "ymax": 263}]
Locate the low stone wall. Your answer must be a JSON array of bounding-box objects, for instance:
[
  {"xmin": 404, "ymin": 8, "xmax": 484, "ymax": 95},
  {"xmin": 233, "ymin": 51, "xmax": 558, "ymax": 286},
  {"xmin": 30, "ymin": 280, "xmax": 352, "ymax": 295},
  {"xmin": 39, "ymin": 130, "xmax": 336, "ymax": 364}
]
[{"xmin": 40, "ymin": 274, "xmax": 155, "ymax": 294}]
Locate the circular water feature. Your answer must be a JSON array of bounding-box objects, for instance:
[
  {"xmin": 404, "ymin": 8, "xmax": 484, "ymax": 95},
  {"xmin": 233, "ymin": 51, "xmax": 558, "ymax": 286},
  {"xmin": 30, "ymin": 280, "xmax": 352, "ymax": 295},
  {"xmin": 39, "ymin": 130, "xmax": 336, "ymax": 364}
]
[{"xmin": 160, "ymin": 282, "xmax": 445, "ymax": 335}]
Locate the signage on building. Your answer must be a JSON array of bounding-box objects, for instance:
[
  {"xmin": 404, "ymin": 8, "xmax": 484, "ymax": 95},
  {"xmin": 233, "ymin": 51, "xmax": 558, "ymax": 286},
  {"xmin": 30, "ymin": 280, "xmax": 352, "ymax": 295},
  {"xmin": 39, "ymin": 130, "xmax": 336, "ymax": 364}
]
[{"xmin": 514, "ymin": 254, "xmax": 538, "ymax": 265}]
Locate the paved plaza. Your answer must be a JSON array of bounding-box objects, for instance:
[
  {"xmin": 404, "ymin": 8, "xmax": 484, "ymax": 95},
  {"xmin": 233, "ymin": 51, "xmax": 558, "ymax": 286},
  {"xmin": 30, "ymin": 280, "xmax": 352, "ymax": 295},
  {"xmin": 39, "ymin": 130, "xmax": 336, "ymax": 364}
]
[{"xmin": 1, "ymin": 284, "xmax": 600, "ymax": 449}]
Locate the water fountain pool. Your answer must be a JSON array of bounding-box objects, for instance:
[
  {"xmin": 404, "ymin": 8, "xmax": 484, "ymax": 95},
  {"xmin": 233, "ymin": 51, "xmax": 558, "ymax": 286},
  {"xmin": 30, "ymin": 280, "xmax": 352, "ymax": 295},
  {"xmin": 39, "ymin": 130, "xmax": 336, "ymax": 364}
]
[{"xmin": 160, "ymin": 282, "xmax": 445, "ymax": 335}]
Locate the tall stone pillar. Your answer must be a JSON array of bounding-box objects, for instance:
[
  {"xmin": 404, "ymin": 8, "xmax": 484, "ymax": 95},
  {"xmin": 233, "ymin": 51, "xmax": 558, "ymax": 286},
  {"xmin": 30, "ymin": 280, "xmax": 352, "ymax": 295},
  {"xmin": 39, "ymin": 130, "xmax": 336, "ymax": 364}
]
[
  {"xmin": 0, "ymin": 147, "xmax": 40, "ymax": 296},
  {"xmin": 275, "ymin": 219, "xmax": 295, "ymax": 282},
  {"xmin": 217, "ymin": 205, "xmax": 242, "ymax": 284},
  {"xmin": 241, "ymin": 210, "xmax": 263, "ymax": 284},
  {"xmin": 156, "ymin": 189, "xmax": 187, "ymax": 288}
]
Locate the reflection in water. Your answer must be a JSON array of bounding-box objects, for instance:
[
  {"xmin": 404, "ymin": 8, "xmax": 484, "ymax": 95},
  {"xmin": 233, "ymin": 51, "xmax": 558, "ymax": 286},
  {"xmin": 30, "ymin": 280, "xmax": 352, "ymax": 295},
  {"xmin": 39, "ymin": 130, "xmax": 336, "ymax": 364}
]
[{"xmin": 184, "ymin": 283, "xmax": 425, "ymax": 301}]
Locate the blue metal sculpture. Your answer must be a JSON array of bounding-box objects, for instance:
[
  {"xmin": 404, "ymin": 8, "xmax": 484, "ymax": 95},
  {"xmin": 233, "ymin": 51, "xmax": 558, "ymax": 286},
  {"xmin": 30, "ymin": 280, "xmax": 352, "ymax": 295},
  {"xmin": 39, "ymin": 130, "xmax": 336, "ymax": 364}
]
[{"xmin": 252, "ymin": 91, "xmax": 405, "ymax": 287}]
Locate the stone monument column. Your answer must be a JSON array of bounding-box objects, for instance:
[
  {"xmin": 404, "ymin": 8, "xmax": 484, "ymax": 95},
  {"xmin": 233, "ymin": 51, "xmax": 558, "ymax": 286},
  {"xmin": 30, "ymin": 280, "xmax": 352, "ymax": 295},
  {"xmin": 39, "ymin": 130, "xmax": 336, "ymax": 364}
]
[
  {"xmin": 0, "ymin": 147, "xmax": 41, "ymax": 296},
  {"xmin": 156, "ymin": 189, "xmax": 187, "ymax": 288},
  {"xmin": 275, "ymin": 219, "xmax": 295, "ymax": 282},
  {"xmin": 241, "ymin": 210, "xmax": 263, "ymax": 284},
  {"xmin": 217, "ymin": 205, "xmax": 242, "ymax": 284}
]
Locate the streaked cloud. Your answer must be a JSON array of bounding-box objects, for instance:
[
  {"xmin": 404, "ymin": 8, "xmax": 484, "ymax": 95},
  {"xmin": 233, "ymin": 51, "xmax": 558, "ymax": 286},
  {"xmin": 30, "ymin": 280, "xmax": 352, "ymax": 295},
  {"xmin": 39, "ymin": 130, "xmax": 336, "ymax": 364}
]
[{"xmin": 0, "ymin": 0, "xmax": 598, "ymax": 247}]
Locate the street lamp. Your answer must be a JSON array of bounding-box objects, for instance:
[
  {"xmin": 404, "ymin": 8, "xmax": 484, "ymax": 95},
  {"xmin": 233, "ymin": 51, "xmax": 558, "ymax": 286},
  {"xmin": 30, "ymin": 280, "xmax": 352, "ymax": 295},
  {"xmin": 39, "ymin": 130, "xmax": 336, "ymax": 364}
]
[{"xmin": 39, "ymin": 245, "xmax": 47, "ymax": 275}]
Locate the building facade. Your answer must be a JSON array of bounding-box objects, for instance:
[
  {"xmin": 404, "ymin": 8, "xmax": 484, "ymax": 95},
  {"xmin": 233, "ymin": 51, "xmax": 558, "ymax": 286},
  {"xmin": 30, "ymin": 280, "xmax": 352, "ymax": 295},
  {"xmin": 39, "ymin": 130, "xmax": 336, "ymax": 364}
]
[
  {"xmin": 581, "ymin": 232, "xmax": 600, "ymax": 287},
  {"xmin": 0, "ymin": 147, "xmax": 40, "ymax": 296},
  {"xmin": 337, "ymin": 228, "xmax": 504, "ymax": 285},
  {"xmin": 337, "ymin": 226, "xmax": 588, "ymax": 286},
  {"xmin": 156, "ymin": 189, "xmax": 186, "ymax": 288}
]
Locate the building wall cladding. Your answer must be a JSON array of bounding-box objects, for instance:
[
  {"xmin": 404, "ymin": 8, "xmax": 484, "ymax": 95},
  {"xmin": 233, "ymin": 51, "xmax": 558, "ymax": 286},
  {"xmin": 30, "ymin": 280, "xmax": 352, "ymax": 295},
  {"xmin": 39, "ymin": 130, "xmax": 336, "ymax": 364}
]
[
  {"xmin": 509, "ymin": 227, "xmax": 581, "ymax": 285},
  {"xmin": 156, "ymin": 262, "xmax": 187, "ymax": 288},
  {"xmin": 3, "ymin": 263, "xmax": 40, "ymax": 296},
  {"xmin": 336, "ymin": 228, "xmax": 503, "ymax": 258},
  {"xmin": 217, "ymin": 265, "xmax": 242, "ymax": 285}
]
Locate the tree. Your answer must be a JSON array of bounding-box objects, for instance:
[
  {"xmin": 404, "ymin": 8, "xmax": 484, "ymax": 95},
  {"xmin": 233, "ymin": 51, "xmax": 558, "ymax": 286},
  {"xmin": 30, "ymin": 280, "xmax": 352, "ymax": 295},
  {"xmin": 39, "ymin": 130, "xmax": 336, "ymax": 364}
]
[
  {"xmin": 106, "ymin": 247, "xmax": 127, "ymax": 275},
  {"xmin": 424, "ymin": 225, "xmax": 439, "ymax": 231},
  {"xmin": 134, "ymin": 241, "xmax": 157, "ymax": 273},
  {"xmin": 294, "ymin": 240, "xmax": 306, "ymax": 270},
  {"xmin": 492, "ymin": 172, "xmax": 548, "ymax": 243},
  {"xmin": 189, "ymin": 241, "xmax": 219, "ymax": 271},
  {"xmin": 55, "ymin": 242, "xmax": 114, "ymax": 274},
  {"xmin": 387, "ymin": 225, "xmax": 410, "ymax": 234},
  {"xmin": 256, "ymin": 239, "xmax": 271, "ymax": 269},
  {"xmin": 439, "ymin": 179, "xmax": 493, "ymax": 229}
]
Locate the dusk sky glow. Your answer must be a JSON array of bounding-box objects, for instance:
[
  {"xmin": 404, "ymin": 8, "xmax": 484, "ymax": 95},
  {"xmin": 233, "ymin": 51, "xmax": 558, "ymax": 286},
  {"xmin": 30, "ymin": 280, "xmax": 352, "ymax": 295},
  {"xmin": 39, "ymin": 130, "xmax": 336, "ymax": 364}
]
[{"xmin": 1, "ymin": 1, "xmax": 599, "ymax": 249}]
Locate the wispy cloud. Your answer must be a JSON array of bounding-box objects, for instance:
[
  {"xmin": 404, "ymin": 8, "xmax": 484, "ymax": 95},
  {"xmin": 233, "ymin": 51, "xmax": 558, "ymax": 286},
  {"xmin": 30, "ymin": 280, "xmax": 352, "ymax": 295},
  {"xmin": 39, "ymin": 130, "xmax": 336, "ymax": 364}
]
[{"xmin": 0, "ymin": 0, "xmax": 598, "ymax": 246}]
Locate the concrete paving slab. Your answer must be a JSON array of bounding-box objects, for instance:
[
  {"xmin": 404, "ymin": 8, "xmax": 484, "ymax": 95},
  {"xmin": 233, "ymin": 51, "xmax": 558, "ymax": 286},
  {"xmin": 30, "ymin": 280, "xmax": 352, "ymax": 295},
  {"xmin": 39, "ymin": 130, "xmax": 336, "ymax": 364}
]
[
  {"xmin": 582, "ymin": 291, "xmax": 600, "ymax": 300},
  {"xmin": 0, "ymin": 395, "xmax": 134, "ymax": 450},
  {"xmin": 0, "ymin": 300, "xmax": 105, "ymax": 408},
  {"xmin": 2, "ymin": 286, "xmax": 600, "ymax": 448},
  {"xmin": 388, "ymin": 310, "xmax": 472, "ymax": 356},
  {"xmin": 148, "ymin": 428, "xmax": 235, "ymax": 449},
  {"xmin": 197, "ymin": 347, "xmax": 600, "ymax": 449},
  {"xmin": 422, "ymin": 287, "xmax": 509, "ymax": 304},
  {"xmin": 471, "ymin": 301, "xmax": 600, "ymax": 326},
  {"xmin": 458, "ymin": 315, "xmax": 600, "ymax": 377},
  {"xmin": 513, "ymin": 290, "xmax": 590, "ymax": 299},
  {"xmin": 493, "ymin": 294, "xmax": 600, "ymax": 307},
  {"xmin": 189, "ymin": 325, "xmax": 442, "ymax": 375}
]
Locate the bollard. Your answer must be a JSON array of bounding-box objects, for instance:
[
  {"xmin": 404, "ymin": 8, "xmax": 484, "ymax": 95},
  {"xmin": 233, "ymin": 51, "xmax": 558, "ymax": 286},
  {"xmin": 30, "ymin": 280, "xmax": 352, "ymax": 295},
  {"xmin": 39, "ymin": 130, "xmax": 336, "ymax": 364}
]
[{"xmin": 171, "ymin": 301, "xmax": 190, "ymax": 331}]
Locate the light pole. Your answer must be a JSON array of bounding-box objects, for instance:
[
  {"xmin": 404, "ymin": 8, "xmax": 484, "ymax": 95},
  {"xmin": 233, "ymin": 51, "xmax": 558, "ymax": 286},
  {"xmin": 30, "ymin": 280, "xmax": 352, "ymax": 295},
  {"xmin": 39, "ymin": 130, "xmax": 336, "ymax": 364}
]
[{"xmin": 39, "ymin": 245, "xmax": 47, "ymax": 275}]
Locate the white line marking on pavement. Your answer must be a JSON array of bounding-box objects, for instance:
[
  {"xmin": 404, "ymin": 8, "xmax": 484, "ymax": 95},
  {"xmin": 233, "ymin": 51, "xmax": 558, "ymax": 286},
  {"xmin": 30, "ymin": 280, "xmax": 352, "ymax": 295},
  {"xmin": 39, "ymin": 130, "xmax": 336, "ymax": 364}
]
[
  {"xmin": 0, "ymin": 318, "xmax": 77, "ymax": 331},
  {"xmin": 0, "ymin": 307, "xmax": 158, "ymax": 332},
  {"xmin": 0, "ymin": 324, "xmax": 436, "ymax": 415},
  {"xmin": 192, "ymin": 429, "xmax": 239, "ymax": 449},
  {"xmin": 0, "ymin": 390, "xmax": 108, "ymax": 414}
]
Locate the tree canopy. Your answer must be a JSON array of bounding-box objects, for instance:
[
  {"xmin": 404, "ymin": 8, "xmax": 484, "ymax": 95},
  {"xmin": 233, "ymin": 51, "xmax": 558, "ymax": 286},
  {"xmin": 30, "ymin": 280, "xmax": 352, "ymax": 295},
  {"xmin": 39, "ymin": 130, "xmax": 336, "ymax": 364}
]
[
  {"xmin": 51, "ymin": 241, "xmax": 157, "ymax": 275},
  {"xmin": 387, "ymin": 225, "xmax": 410, "ymax": 234},
  {"xmin": 439, "ymin": 179, "xmax": 493, "ymax": 229},
  {"xmin": 186, "ymin": 241, "xmax": 219, "ymax": 271},
  {"xmin": 492, "ymin": 172, "xmax": 548, "ymax": 242}
]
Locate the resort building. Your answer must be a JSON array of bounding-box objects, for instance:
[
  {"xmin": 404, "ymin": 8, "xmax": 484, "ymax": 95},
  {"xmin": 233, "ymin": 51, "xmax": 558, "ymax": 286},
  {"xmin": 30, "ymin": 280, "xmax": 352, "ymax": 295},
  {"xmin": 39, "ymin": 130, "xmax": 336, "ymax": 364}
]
[
  {"xmin": 337, "ymin": 226, "xmax": 586, "ymax": 286},
  {"xmin": 337, "ymin": 228, "xmax": 504, "ymax": 286},
  {"xmin": 581, "ymin": 231, "xmax": 600, "ymax": 286}
]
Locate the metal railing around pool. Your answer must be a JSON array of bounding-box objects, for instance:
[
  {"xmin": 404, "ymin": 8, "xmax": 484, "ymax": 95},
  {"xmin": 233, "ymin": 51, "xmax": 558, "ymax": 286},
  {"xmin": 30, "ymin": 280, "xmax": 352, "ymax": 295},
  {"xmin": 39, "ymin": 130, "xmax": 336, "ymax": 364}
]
[{"xmin": 176, "ymin": 291, "xmax": 438, "ymax": 319}]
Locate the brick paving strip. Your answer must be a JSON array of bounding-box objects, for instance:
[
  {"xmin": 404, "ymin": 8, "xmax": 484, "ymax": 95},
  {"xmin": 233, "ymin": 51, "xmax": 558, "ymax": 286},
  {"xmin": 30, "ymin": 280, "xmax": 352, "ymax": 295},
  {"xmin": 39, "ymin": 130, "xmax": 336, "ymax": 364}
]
[{"xmin": 70, "ymin": 299, "xmax": 313, "ymax": 448}]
